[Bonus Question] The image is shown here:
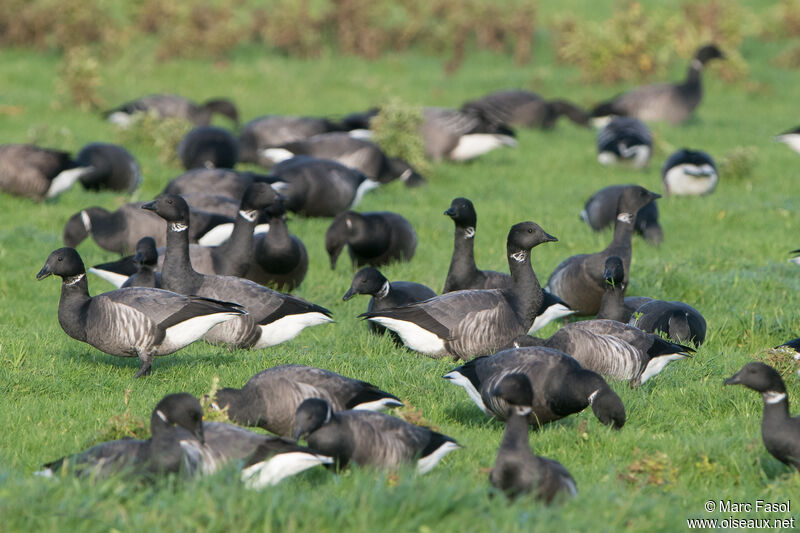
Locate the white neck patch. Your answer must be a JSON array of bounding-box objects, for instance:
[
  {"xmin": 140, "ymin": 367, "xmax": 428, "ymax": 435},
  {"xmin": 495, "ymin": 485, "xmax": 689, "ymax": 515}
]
[
  {"xmin": 514, "ymin": 405, "xmax": 533, "ymax": 416},
  {"xmin": 763, "ymin": 391, "xmax": 787, "ymax": 405},
  {"xmin": 169, "ymin": 222, "xmax": 188, "ymax": 232},
  {"xmin": 399, "ymin": 168, "xmax": 413, "ymax": 182},
  {"xmin": 239, "ymin": 209, "xmax": 258, "ymax": 222},
  {"xmin": 376, "ymin": 281, "xmax": 390, "ymax": 299},
  {"xmin": 64, "ymin": 274, "xmax": 85, "ymax": 286},
  {"xmin": 323, "ymin": 403, "xmax": 333, "ymax": 425},
  {"xmin": 617, "ymin": 212, "xmax": 634, "ymax": 224},
  {"xmin": 156, "ymin": 409, "xmax": 168, "ymax": 423},
  {"xmin": 510, "ymin": 250, "xmax": 527, "ymax": 263},
  {"xmin": 691, "ymin": 58, "xmax": 703, "ymax": 70},
  {"xmin": 588, "ymin": 389, "xmax": 600, "ymax": 405},
  {"xmin": 80, "ymin": 210, "xmax": 92, "ymax": 232},
  {"xmin": 464, "ymin": 227, "xmax": 475, "ymax": 239}
]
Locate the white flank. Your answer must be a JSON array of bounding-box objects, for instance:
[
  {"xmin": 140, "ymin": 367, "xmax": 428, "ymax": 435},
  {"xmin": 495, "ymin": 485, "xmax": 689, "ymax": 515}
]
[
  {"xmin": 579, "ymin": 208, "xmax": 589, "ymax": 224},
  {"xmin": 88, "ymin": 267, "xmax": 129, "ymax": 288},
  {"xmin": 347, "ymin": 129, "xmax": 374, "ymax": 140},
  {"xmin": 443, "ymin": 371, "xmax": 490, "ymax": 415},
  {"xmin": 270, "ymin": 181, "xmax": 290, "ymax": 194},
  {"xmin": 449, "ymin": 134, "xmax": 517, "ymax": 162},
  {"xmin": 416, "ymin": 441, "xmax": 461, "ymax": 474},
  {"xmin": 179, "ymin": 440, "xmax": 219, "ymax": 476},
  {"xmin": 107, "ymin": 111, "xmax": 136, "ymax": 128},
  {"xmin": 590, "ymin": 116, "xmax": 613, "ymax": 129},
  {"xmin": 197, "ymin": 223, "xmax": 235, "ymax": 246},
  {"xmin": 253, "ymin": 223, "xmax": 270, "ymax": 236},
  {"xmin": 664, "ymin": 165, "xmax": 718, "ymax": 196},
  {"xmin": 162, "ymin": 311, "xmax": 243, "ymax": 352},
  {"xmin": 253, "ymin": 312, "xmax": 333, "ymax": 348},
  {"xmin": 638, "ymin": 353, "xmax": 688, "ymax": 385},
  {"xmin": 349, "ymin": 178, "xmax": 381, "ymax": 209},
  {"xmin": 597, "ymin": 151, "xmax": 617, "ymax": 165},
  {"xmin": 563, "ymin": 476, "xmax": 579, "ymax": 497},
  {"xmin": 763, "ymin": 391, "xmax": 787, "ymax": 405},
  {"xmin": 775, "ymin": 133, "xmax": 800, "ymax": 154},
  {"xmin": 46, "ymin": 166, "xmax": 93, "ymax": 198},
  {"xmin": 260, "ymin": 148, "xmax": 294, "ymax": 164},
  {"xmin": 242, "ymin": 452, "xmax": 333, "ymax": 490},
  {"xmin": 529, "ymin": 303, "xmax": 575, "ymax": 333},
  {"xmin": 351, "ymin": 397, "xmax": 404, "ymax": 412},
  {"xmin": 618, "ymin": 144, "xmax": 651, "ymax": 169},
  {"xmin": 367, "ymin": 317, "xmax": 446, "ymax": 356},
  {"xmin": 34, "ymin": 468, "xmax": 55, "ymax": 478},
  {"xmin": 788, "ymin": 256, "xmax": 800, "ymax": 267}
]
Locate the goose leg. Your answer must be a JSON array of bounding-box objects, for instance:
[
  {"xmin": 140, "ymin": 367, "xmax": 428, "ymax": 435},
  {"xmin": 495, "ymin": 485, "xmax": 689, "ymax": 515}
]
[{"xmin": 134, "ymin": 350, "xmax": 153, "ymax": 378}]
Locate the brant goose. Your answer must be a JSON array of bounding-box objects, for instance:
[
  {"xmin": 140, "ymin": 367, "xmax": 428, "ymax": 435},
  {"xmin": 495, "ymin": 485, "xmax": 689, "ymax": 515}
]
[
  {"xmin": 581, "ymin": 184, "xmax": 662, "ymax": 244},
  {"xmin": 547, "ymin": 185, "xmax": 661, "ymax": 315},
  {"xmin": 36, "ymin": 393, "xmax": 207, "ymax": 479},
  {"xmin": 210, "ymin": 364, "xmax": 403, "ymax": 437},
  {"xmin": 628, "ymin": 299, "xmax": 707, "ymax": 346},
  {"xmin": 361, "ymin": 222, "xmax": 557, "ymax": 360},
  {"xmin": 343, "ymin": 267, "xmax": 436, "ymax": 338},
  {"xmin": 461, "ymin": 89, "xmax": 589, "ymax": 129},
  {"xmin": 0, "ymin": 144, "xmax": 93, "ymax": 201},
  {"xmin": 444, "ymin": 346, "xmax": 626, "ymax": 428},
  {"xmin": 596, "ymin": 256, "xmax": 653, "ymax": 323},
  {"xmin": 591, "ymin": 44, "xmax": 725, "ymax": 125},
  {"xmin": 103, "ymin": 94, "xmax": 238, "ymax": 127},
  {"xmin": 177, "ymin": 126, "xmax": 239, "ymax": 170},
  {"xmin": 260, "ymin": 132, "xmax": 425, "ymax": 187},
  {"xmin": 144, "ymin": 194, "xmax": 332, "ymax": 349},
  {"xmin": 489, "ymin": 374, "xmax": 578, "ymax": 503},
  {"xmin": 421, "ymin": 107, "xmax": 517, "ymax": 162},
  {"xmin": 37, "ymin": 247, "xmax": 245, "ymax": 377},
  {"xmin": 325, "ymin": 211, "xmax": 417, "ymax": 269},
  {"xmin": 293, "ymin": 398, "xmax": 460, "ymax": 473},
  {"xmin": 442, "ymin": 197, "xmax": 574, "ymax": 331},
  {"xmin": 661, "ymin": 149, "xmax": 718, "ymax": 196},
  {"xmin": 596, "ymin": 117, "xmax": 652, "ymax": 169},
  {"xmin": 162, "ymin": 168, "xmax": 282, "ymax": 200},
  {"xmin": 73, "ymin": 143, "xmax": 142, "ymax": 193},
  {"xmin": 775, "ymin": 126, "xmax": 800, "ymax": 155},
  {"xmin": 724, "ymin": 362, "xmax": 800, "ymax": 472},
  {"xmin": 89, "ymin": 236, "xmax": 162, "ymax": 289},
  {"xmin": 238, "ymin": 115, "xmax": 350, "ymax": 164}
]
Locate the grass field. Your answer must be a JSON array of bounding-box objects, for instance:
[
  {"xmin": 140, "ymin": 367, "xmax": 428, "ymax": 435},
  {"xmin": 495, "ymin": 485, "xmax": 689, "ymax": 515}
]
[{"xmin": 2, "ymin": 3, "xmax": 800, "ymax": 531}]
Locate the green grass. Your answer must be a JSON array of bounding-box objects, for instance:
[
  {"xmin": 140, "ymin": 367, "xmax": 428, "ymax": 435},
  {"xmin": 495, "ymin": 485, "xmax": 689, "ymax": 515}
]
[{"xmin": 2, "ymin": 7, "xmax": 800, "ymax": 532}]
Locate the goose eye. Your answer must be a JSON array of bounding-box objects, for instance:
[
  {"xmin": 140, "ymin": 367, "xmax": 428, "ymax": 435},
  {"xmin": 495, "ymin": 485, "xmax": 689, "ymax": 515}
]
[
  {"xmin": 57, "ymin": 256, "xmax": 63, "ymax": 261},
  {"xmin": 167, "ymin": 199, "xmax": 173, "ymax": 205},
  {"xmin": 528, "ymin": 228, "xmax": 533, "ymax": 233}
]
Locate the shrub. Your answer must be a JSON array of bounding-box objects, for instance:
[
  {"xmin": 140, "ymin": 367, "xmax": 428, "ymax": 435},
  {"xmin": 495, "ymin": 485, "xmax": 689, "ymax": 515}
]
[
  {"xmin": 718, "ymin": 146, "xmax": 757, "ymax": 182},
  {"xmin": 114, "ymin": 111, "xmax": 193, "ymax": 166},
  {"xmin": 370, "ymin": 99, "xmax": 429, "ymax": 173},
  {"xmin": 55, "ymin": 47, "xmax": 106, "ymax": 111}
]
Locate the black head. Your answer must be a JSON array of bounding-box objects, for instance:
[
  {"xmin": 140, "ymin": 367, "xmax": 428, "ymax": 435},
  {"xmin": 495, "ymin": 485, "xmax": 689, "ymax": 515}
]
[
  {"xmin": 241, "ymin": 182, "xmax": 279, "ymax": 211},
  {"xmin": 263, "ymin": 195, "xmax": 288, "ymax": 220},
  {"xmin": 661, "ymin": 149, "xmax": 717, "ymax": 174},
  {"xmin": 603, "ymin": 256, "xmax": 625, "ymax": 287},
  {"xmin": 150, "ymin": 393, "xmax": 205, "ymax": 444},
  {"xmin": 724, "ymin": 362, "xmax": 786, "ymax": 394},
  {"xmin": 134, "ymin": 237, "xmax": 159, "ymax": 267},
  {"xmin": 507, "ymin": 221, "xmax": 558, "ymax": 251},
  {"xmin": 617, "ymin": 185, "xmax": 660, "ymax": 216},
  {"xmin": 694, "ymin": 44, "xmax": 725, "ymax": 64},
  {"xmin": 667, "ymin": 311, "xmax": 692, "ymax": 343},
  {"xmin": 37, "ymin": 247, "xmax": 85, "ymax": 280},
  {"xmin": 590, "ymin": 387, "xmax": 626, "ymax": 429},
  {"xmin": 444, "ymin": 197, "xmax": 477, "ymax": 227},
  {"xmin": 141, "ymin": 194, "xmax": 190, "ymax": 223},
  {"xmin": 491, "ymin": 373, "xmax": 534, "ymax": 407},
  {"xmin": 325, "ymin": 211, "xmax": 363, "ymax": 269},
  {"xmin": 62, "ymin": 207, "xmax": 107, "ymax": 247},
  {"xmin": 343, "ymin": 267, "xmax": 388, "ymax": 300},
  {"xmin": 387, "ymin": 158, "xmax": 426, "ymax": 187},
  {"xmin": 203, "ymin": 98, "xmax": 239, "ymax": 126},
  {"xmin": 293, "ymin": 398, "xmax": 333, "ymax": 440}
]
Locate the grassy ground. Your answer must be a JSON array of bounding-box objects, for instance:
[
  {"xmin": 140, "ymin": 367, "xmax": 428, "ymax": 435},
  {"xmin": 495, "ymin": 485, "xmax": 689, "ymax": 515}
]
[{"xmin": 2, "ymin": 7, "xmax": 800, "ymax": 532}]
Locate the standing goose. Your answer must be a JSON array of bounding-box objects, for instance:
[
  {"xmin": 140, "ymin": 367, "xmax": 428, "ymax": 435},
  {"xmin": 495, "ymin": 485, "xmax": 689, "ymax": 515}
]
[
  {"xmin": 724, "ymin": 362, "xmax": 800, "ymax": 472},
  {"xmin": 581, "ymin": 184, "xmax": 662, "ymax": 244},
  {"xmin": 546, "ymin": 185, "xmax": 661, "ymax": 315},
  {"xmin": 661, "ymin": 148, "xmax": 718, "ymax": 196},
  {"xmin": 420, "ymin": 107, "xmax": 517, "ymax": 162},
  {"xmin": 292, "ymin": 398, "xmax": 461, "ymax": 473},
  {"xmin": 177, "ymin": 126, "xmax": 239, "ymax": 170},
  {"xmin": 361, "ymin": 222, "xmax": 557, "ymax": 360},
  {"xmin": 73, "ymin": 143, "xmax": 142, "ymax": 193},
  {"xmin": 343, "ymin": 267, "xmax": 436, "ymax": 338},
  {"xmin": 442, "ymin": 197, "xmax": 574, "ymax": 331},
  {"xmin": 489, "ymin": 374, "xmax": 578, "ymax": 503},
  {"xmin": 103, "ymin": 94, "xmax": 239, "ymax": 127},
  {"xmin": 143, "ymin": 194, "xmax": 332, "ymax": 349},
  {"xmin": 325, "ymin": 211, "xmax": 417, "ymax": 269},
  {"xmin": 444, "ymin": 346, "xmax": 626, "ymax": 429},
  {"xmin": 210, "ymin": 364, "xmax": 403, "ymax": 437},
  {"xmin": 461, "ymin": 89, "xmax": 589, "ymax": 129},
  {"xmin": 628, "ymin": 299, "xmax": 707, "ymax": 346},
  {"xmin": 596, "ymin": 256, "xmax": 653, "ymax": 323},
  {"xmin": 36, "ymin": 248, "xmax": 245, "ymax": 377},
  {"xmin": 0, "ymin": 144, "xmax": 93, "ymax": 201},
  {"xmin": 596, "ymin": 117, "xmax": 653, "ymax": 169},
  {"xmin": 36, "ymin": 393, "xmax": 207, "ymax": 479},
  {"xmin": 590, "ymin": 44, "xmax": 726, "ymax": 124},
  {"xmin": 775, "ymin": 126, "xmax": 800, "ymax": 155}
]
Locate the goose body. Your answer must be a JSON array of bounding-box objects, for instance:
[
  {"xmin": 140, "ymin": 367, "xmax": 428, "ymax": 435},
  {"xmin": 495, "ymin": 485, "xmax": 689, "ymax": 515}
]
[
  {"xmin": 212, "ymin": 364, "xmax": 403, "ymax": 437},
  {"xmin": 724, "ymin": 362, "xmax": 800, "ymax": 471},
  {"xmin": 444, "ymin": 346, "xmax": 626, "ymax": 428},
  {"xmin": 661, "ymin": 148, "xmax": 718, "ymax": 196},
  {"xmin": 461, "ymin": 90, "xmax": 589, "ymax": 129},
  {"xmin": 238, "ymin": 115, "xmax": 346, "ymax": 164},
  {"xmin": 775, "ymin": 126, "xmax": 800, "ymax": 155},
  {"xmin": 293, "ymin": 399, "xmax": 460, "ymax": 473},
  {"xmin": 104, "ymin": 94, "xmax": 238, "ymax": 127},
  {"xmin": 162, "ymin": 168, "xmax": 281, "ymax": 200},
  {"xmin": 596, "ymin": 256, "xmax": 653, "ymax": 323},
  {"xmin": 0, "ymin": 144, "xmax": 92, "ymax": 201},
  {"xmin": 178, "ymin": 126, "xmax": 239, "ymax": 170},
  {"xmin": 547, "ymin": 186, "xmax": 660, "ymax": 315},
  {"xmin": 362, "ymin": 222, "xmax": 557, "ymax": 360},
  {"xmin": 581, "ymin": 184, "xmax": 662, "ymax": 244},
  {"xmin": 421, "ymin": 107, "xmax": 517, "ymax": 161},
  {"xmin": 245, "ymin": 198, "xmax": 309, "ymax": 290},
  {"xmin": 628, "ymin": 299, "xmax": 707, "ymax": 346},
  {"xmin": 596, "ymin": 117, "xmax": 652, "ymax": 168},
  {"xmin": 74, "ymin": 143, "xmax": 142, "ymax": 193},
  {"xmin": 326, "ymin": 211, "xmax": 417, "ymax": 269}
]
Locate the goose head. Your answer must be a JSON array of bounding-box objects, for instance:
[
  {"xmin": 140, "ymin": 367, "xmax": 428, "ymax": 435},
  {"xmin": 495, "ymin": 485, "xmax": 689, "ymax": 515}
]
[
  {"xmin": 491, "ymin": 373, "xmax": 534, "ymax": 417},
  {"xmin": 589, "ymin": 387, "xmax": 626, "ymax": 429},
  {"xmin": 617, "ymin": 186, "xmax": 660, "ymax": 218},
  {"xmin": 133, "ymin": 237, "xmax": 159, "ymax": 267},
  {"xmin": 37, "ymin": 247, "xmax": 85, "ymax": 280},
  {"xmin": 343, "ymin": 267, "xmax": 389, "ymax": 301},
  {"xmin": 724, "ymin": 362, "xmax": 786, "ymax": 394},
  {"xmin": 506, "ymin": 221, "xmax": 558, "ymax": 253},
  {"xmin": 141, "ymin": 194, "xmax": 190, "ymax": 224},
  {"xmin": 444, "ymin": 197, "xmax": 477, "ymax": 228},
  {"xmin": 292, "ymin": 398, "xmax": 333, "ymax": 440},
  {"xmin": 151, "ymin": 393, "xmax": 205, "ymax": 444},
  {"xmin": 603, "ymin": 256, "xmax": 626, "ymax": 289},
  {"xmin": 694, "ymin": 44, "xmax": 725, "ymax": 65}
]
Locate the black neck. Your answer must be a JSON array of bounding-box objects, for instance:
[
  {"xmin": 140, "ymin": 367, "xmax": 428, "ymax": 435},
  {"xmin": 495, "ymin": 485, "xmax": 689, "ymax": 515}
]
[
  {"xmin": 597, "ymin": 284, "xmax": 627, "ymax": 321},
  {"xmin": 762, "ymin": 393, "xmax": 790, "ymax": 423},
  {"xmin": 501, "ymin": 411, "xmax": 531, "ymax": 453},
  {"xmin": 506, "ymin": 243, "xmax": 543, "ymax": 327},
  {"xmin": 215, "ymin": 387, "xmax": 266, "ymax": 427},
  {"xmin": 162, "ymin": 220, "xmax": 203, "ymax": 294},
  {"xmin": 57, "ymin": 275, "xmax": 91, "ymax": 342},
  {"xmin": 445, "ymin": 225, "xmax": 479, "ymax": 289},
  {"xmin": 215, "ymin": 210, "xmax": 257, "ymax": 277}
]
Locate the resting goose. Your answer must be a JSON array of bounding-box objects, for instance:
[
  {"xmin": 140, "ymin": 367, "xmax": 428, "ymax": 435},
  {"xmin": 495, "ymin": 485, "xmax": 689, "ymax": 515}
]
[
  {"xmin": 37, "ymin": 247, "xmax": 245, "ymax": 377},
  {"xmin": 444, "ymin": 346, "xmax": 626, "ymax": 428},
  {"xmin": 211, "ymin": 364, "xmax": 403, "ymax": 437},
  {"xmin": 325, "ymin": 211, "xmax": 417, "ymax": 269},
  {"xmin": 0, "ymin": 144, "xmax": 94, "ymax": 201},
  {"xmin": 489, "ymin": 374, "xmax": 578, "ymax": 503},
  {"xmin": 162, "ymin": 168, "xmax": 281, "ymax": 200},
  {"xmin": 596, "ymin": 256, "xmax": 653, "ymax": 323},
  {"xmin": 36, "ymin": 393, "xmax": 207, "ymax": 479},
  {"xmin": 461, "ymin": 89, "xmax": 589, "ymax": 129},
  {"xmin": 596, "ymin": 117, "xmax": 652, "ymax": 169},
  {"xmin": 293, "ymin": 398, "xmax": 460, "ymax": 473},
  {"xmin": 581, "ymin": 184, "xmax": 662, "ymax": 244},
  {"xmin": 73, "ymin": 143, "xmax": 142, "ymax": 193},
  {"xmin": 143, "ymin": 194, "xmax": 332, "ymax": 349},
  {"xmin": 724, "ymin": 362, "xmax": 800, "ymax": 472},
  {"xmin": 421, "ymin": 107, "xmax": 517, "ymax": 162},
  {"xmin": 102, "ymin": 236, "xmax": 161, "ymax": 289},
  {"xmin": 546, "ymin": 185, "xmax": 661, "ymax": 315},
  {"xmin": 628, "ymin": 299, "xmax": 707, "ymax": 346},
  {"xmin": 661, "ymin": 148, "xmax": 718, "ymax": 196},
  {"xmin": 775, "ymin": 126, "xmax": 800, "ymax": 155},
  {"xmin": 361, "ymin": 222, "xmax": 557, "ymax": 360},
  {"xmin": 177, "ymin": 126, "xmax": 239, "ymax": 170},
  {"xmin": 591, "ymin": 44, "xmax": 725, "ymax": 125},
  {"xmin": 103, "ymin": 94, "xmax": 239, "ymax": 127},
  {"xmin": 238, "ymin": 115, "xmax": 350, "ymax": 164}
]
